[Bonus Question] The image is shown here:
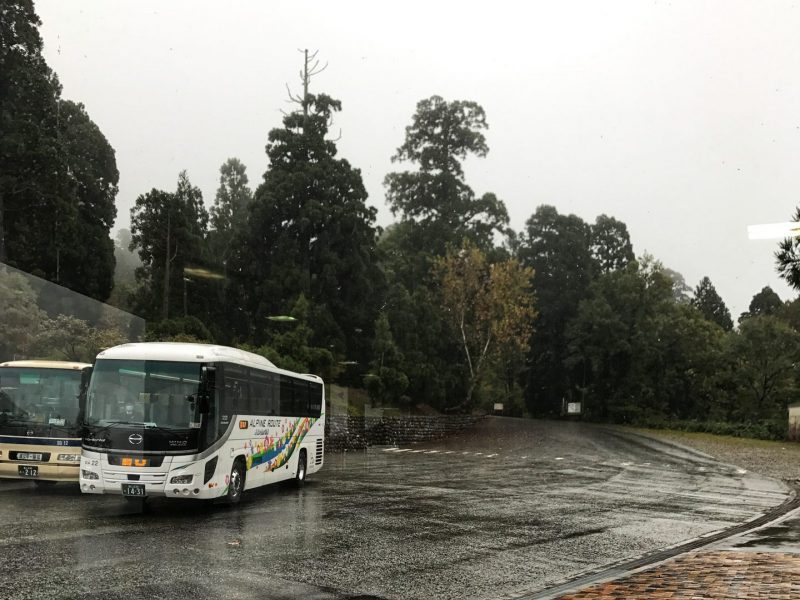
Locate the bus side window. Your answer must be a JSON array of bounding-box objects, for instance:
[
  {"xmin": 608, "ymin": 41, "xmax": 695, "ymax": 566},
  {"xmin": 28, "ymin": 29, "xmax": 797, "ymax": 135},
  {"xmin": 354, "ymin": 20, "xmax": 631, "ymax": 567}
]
[
  {"xmin": 294, "ymin": 380, "xmax": 310, "ymax": 417},
  {"xmin": 309, "ymin": 382, "xmax": 322, "ymax": 418},
  {"xmin": 266, "ymin": 374, "xmax": 278, "ymax": 415},
  {"xmin": 249, "ymin": 370, "xmax": 272, "ymax": 416},
  {"xmin": 224, "ymin": 363, "xmax": 249, "ymax": 417},
  {"xmin": 279, "ymin": 376, "xmax": 294, "ymax": 416}
]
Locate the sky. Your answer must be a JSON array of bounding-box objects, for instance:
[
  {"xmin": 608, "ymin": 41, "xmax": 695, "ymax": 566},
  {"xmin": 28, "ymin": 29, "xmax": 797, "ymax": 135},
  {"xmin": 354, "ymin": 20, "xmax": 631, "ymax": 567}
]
[{"xmin": 35, "ymin": 0, "xmax": 800, "ymax": 318}]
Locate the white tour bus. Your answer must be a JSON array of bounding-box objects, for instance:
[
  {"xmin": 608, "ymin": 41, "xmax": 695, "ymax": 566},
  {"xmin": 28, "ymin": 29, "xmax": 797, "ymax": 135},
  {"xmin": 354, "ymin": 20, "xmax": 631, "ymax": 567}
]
[{"xmin": 80, "ymin": 342, "xmax": 324, "ymax": 503}]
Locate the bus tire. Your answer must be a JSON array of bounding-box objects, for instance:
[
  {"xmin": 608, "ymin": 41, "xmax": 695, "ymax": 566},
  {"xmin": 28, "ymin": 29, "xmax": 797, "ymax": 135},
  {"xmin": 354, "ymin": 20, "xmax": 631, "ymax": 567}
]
[
  {"xmin": 225, "ymin": 458, "xmax": 246, "ymax": 505},
  {"xmin": 295, "ymin": 450, "xmax": 307, "ymax": 485}
]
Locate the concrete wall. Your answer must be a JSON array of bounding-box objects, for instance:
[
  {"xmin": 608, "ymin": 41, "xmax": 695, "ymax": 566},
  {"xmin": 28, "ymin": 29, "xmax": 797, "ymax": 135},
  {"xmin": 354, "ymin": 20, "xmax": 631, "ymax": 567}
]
[{"xmin": 325, "ymin": 415, "xmax": 483, "ymax": 452}]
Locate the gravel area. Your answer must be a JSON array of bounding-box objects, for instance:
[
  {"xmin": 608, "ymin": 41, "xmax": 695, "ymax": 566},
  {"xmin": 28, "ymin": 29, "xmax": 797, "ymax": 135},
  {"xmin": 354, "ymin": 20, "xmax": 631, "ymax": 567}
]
[{"xmin": 632, "ymin": 427, "xmax": 800, "ymax": 483}]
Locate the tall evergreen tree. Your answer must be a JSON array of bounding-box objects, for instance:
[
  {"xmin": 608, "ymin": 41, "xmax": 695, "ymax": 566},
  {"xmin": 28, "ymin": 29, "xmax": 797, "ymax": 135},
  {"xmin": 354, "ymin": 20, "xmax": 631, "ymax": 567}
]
[
  {"xmin": 384, "ymin": 96, "xmax": 509, "ymax": 286},
  {"xmin": 517, "ymin": 205, "xmax": 595, "ymax": 415},
  {"xmin": 55, "ymin": 100, "xmax": 119, "ymax": 301},
  {"xmin": 776, "ymin": 206, "xmax": 800, "ymax": 290},
  {"xmin": 0, "ymin": 3, "xmax": 117, "ymax": 300},
  {"xmin": 691, "ymin": 276, "xmax": 733, "ymax": 331},
  {"xmin": 739, "ymin": 286, "xmax": 783, "ymax": 322},
  {"xmin": 233, "ymin": 53, "xmax": 384, "ymax": 366},
  {"xmin": 130, "ymin": 171, "xmax": 208, "ymax": 320},
  {"xmin": 209, "ymin": 157, "xmax": 251, "ymax": 268},
  {"xmin": 591, "ymin": 214, "xmax": 634, "ymax": 273}
]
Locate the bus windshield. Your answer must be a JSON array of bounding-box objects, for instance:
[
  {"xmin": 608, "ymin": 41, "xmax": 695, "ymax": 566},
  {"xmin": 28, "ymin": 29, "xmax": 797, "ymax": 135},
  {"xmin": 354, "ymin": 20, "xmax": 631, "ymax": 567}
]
[
  {"xmin": 0, "ymin": 368, "xmax": 83, "ymax": 429},
  {"xmin": 86, "ymin": 360, "xmax": 204, "ymax": 430}
]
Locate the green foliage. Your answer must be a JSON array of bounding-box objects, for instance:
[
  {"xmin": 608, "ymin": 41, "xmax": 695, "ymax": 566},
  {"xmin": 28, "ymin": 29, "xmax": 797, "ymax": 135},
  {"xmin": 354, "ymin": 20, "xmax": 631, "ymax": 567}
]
[
  {"xmin": 242, "ymin": 296, "xmax": 339, "ymax": 382},
  {"xmin": 433, "ymin": 241, "xmax": 536, "ymax": 412},
  {"xmin": 233, "ymin": 90, "xmax": 383, "ymax": 368},
  {"xmin": 34, "ymin": 314, "xmax": 126, "ymax": 362},
  {"xmin": 691, "ymin": 276, "xmax": 733, "ymax": 331},
  {"xmin": 54, "ymin": 100, "xmax": 119, "ymax": 301},
  {"xmin": 0, "ymin": 267, "xmax": 44, "ymax": 360},
  {"xmin": 209, "ymin": 157, "xmax": 251, "ymax": 269},
  {"xmin": 145, "ymin": 316, "xmax": 214, "ymax": 343},
  {"xmin": 0, "ymin": 4, "xmax": 117, "ymax": 300},
  {"xmin": 517, "ymin": 205, "xmax": 596, "ymax": 415},
  {"xmin": 364, "ymin": 313, "xmax": 409, "ymax": 407},
  {"xmin": 739, "ymin": 285, "xmax": 783, "ymax": 322},
  {"xmin": 726, "ymin": 316, "xmax": 800, "ymax": 422},
  {"xmin": 130, "ymin": 171, "xmax": 209, "ymax": 320},
  {"xmin": 565, "ymin": 259, "xmax": 730, "ymax": 423},
  {"xmin": 634, "ymin": 417, "xmax": 787, "ymax": 441},
  {"xmin": 776, "ymin": 206, "xmax": 800, "ymax": 290},
  {"xmin": 591, "ymin": 214, "xmax": 634, "ymax": 273},
  {"xmin": 384, "ymin": 96, "xmax": 509, "ymax": 274}
]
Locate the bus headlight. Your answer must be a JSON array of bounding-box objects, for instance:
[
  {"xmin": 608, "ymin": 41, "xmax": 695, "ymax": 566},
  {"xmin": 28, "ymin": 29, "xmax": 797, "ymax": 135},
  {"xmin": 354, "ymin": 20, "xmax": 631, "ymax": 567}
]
[
  {"xmin": 58, "ymin": 454, "xmax": 81, "ymax": 462},
  {"xmin": 81, "ymin": 469, "xmax": 99, "ymax": 480},
  {"xmin": 170, "ymin": 474, "xmax": 193, "ymax": 485}
]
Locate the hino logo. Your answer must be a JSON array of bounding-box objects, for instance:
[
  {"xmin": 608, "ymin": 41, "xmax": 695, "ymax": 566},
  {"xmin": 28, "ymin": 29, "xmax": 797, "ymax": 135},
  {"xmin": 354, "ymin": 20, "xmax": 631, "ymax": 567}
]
[{"xmin": 128, "ymin": 434, "xmax": 143, "ymax": 445}]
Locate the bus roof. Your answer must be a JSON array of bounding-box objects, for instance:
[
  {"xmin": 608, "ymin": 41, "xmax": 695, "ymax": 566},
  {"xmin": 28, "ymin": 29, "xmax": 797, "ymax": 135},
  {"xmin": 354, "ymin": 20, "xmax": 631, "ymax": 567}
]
[
  {"xmin": 95, "ymin": 342, "xmax": 322, "ymax": 382},
  {"xmin": 97, "ymin": 342, "xmax": 273, "ymax": 366},
  {"xmin": 0, "ymin": 360, "xmax": 91, "ymax": 370}
]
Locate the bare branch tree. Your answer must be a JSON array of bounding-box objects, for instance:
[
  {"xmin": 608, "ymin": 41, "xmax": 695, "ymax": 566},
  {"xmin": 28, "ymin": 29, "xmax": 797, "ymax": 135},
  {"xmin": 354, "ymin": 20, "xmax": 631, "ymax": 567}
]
[{"xmin": 285, "ymin": 49, "xmax": 329, "ymax": 131}]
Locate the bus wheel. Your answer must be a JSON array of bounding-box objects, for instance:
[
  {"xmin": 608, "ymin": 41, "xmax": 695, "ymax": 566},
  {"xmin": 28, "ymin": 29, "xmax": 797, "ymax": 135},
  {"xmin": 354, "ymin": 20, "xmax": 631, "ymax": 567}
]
[
  {"xmin": 226, "ymin": 459, "xmax": 246, "ymax": 505},
  {"xmin": 295, "ymin": 450, "xmax": 307, "ymax": 485}
]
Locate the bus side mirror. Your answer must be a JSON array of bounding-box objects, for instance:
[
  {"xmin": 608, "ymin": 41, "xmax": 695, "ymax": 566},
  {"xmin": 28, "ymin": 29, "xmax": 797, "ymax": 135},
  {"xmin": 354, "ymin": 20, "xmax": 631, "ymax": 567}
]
[
  {"xmin": 199, "ymin": 366, "xmax": 216, "ymax": 414},
  {"xmin": 201, "ymin": 365, "xmax": 216, "ymax": 391}
]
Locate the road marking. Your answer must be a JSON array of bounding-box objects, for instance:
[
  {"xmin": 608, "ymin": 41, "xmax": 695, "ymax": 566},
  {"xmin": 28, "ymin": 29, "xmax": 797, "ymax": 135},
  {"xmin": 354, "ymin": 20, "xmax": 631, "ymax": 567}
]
[
  {"xmin": 382, "ymin": 448, "xmax": 399, "ymax": 452},
  {"xmin": 462, "ymin": 451, "xmax": 470, "ymax": 455},
  {"xmin": 411, "ymin": 450, "xmax": 424, "ymax": 453},
  {"xmin": 555, "ymin": 457, "xmax": 564, "ymax": 461},
  {"xmin": 486, "ymin": 453, "xmax": 498, "ymax": 458},
  {"xmin": 425, "ymin": 450, "xmax": 440, "ymax": 454},
  {"xmin": 444, "ymin": 451, "xmax": 455, "ymax": 454}
]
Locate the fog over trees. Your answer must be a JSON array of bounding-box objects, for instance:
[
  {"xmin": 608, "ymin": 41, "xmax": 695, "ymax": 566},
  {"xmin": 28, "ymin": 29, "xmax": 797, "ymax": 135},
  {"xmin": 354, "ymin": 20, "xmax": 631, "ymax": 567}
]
[{"xmin": 5, "ymin": 1, "xmax": 800, "ymax": 438}]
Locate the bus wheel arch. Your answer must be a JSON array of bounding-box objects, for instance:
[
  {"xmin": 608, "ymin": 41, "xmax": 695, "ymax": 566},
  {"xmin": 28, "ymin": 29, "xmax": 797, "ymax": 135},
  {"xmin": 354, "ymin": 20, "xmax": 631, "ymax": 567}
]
[
  {"xmin": 295, "ymin": 449, "xmax": 307, "ymax": 485},
  {"xmin": 225, "ymin": 456, "xmax": 246, "ymax": 504}
]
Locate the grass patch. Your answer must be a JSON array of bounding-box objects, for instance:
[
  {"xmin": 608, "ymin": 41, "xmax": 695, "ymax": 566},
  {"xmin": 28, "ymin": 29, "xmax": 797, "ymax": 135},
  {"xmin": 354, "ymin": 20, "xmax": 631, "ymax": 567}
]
[{"xmin": 628, "ymin": 426, "xmax": 800, "ymax": 451}]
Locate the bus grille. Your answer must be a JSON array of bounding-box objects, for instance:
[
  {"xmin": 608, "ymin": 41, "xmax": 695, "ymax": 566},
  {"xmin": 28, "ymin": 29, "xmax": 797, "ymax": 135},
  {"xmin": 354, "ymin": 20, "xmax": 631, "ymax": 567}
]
[{"xmin": 315, "ymin": 439, "xmax": 323, "ymax": 465}]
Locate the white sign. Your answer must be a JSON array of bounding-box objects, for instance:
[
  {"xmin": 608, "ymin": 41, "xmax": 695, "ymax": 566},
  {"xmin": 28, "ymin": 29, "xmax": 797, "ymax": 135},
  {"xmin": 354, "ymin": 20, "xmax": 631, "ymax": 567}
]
[
  {"xmin": 567, "ymin": 402, "xmax": 582, "ymax": 415},
  {"xmin": 493, "ymin": 403, "xmax": 504, "ymax": 412}
]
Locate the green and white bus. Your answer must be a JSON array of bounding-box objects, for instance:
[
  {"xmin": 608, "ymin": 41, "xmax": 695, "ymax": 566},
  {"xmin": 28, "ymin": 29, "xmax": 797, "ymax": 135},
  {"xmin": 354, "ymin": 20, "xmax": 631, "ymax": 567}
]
[{"xmin": 80, "ymin": 342, "xmax": 324, "ymax": 503}]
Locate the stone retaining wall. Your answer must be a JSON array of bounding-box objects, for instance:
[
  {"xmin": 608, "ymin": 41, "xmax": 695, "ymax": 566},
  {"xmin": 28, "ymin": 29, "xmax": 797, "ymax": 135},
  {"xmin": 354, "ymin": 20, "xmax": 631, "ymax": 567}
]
[{"xmin": 324, "ymin": 415, "xmax": 483, "ymax": 452}]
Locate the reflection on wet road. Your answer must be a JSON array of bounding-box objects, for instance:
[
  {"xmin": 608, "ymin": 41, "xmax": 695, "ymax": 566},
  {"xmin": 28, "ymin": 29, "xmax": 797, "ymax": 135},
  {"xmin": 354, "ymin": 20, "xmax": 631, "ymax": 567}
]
[{"xmin": 0, "ymin": 418, "xmax": 788, "ymax": 600}]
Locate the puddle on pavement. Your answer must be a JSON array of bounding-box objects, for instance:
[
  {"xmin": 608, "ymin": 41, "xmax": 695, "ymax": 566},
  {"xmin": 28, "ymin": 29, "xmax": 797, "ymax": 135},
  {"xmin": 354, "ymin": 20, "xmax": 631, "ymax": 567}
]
[{"xmin": 732, "ymin": 517, "xmax": 800, "ymax": 550}]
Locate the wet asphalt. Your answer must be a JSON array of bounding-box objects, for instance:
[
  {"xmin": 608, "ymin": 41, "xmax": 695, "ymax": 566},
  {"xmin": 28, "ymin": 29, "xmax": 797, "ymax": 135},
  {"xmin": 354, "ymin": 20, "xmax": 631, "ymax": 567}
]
[{"xmin": 0, "ymin": 418, "xmax": 789, "ymax": 600}]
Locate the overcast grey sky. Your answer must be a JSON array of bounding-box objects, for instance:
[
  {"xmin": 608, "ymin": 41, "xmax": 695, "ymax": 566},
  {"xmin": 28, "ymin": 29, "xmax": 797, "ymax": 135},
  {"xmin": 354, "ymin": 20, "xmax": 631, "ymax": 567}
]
[{"xmin": 36, "ymin": 0, "xmax": 800, "ymax": 317}]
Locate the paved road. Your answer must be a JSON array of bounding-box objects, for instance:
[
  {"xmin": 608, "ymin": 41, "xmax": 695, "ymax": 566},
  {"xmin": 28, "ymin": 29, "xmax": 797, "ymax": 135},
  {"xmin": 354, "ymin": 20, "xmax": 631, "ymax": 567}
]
[{"xmin": 0, "ymin": 418, "xmax": 788, "ymax": 600}]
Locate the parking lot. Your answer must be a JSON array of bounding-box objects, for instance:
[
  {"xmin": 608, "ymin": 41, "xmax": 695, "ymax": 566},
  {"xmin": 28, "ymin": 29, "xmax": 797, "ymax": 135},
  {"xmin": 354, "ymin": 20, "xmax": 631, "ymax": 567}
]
[{"xmin": 0, "ymin": 418, "xmax": 788, "ymax": 600}]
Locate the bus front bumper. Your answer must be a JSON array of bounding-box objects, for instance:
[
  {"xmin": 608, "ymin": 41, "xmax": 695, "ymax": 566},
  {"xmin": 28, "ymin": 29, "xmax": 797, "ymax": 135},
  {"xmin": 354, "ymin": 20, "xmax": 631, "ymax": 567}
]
[
  {"xmin": 0, "ymin": 461, "xmax": 80, "ymax": 482},
  {"xmin": 80, "ymin": 451, "xmax": 222, "ymax": 500}
]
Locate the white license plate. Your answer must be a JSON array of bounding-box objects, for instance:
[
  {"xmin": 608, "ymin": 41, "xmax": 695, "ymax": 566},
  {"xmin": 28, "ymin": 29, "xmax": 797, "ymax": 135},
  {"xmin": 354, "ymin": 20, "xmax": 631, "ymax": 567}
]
[{"xmin": 17, "ymin": 452, "xmax": 43, "ymax": 461}]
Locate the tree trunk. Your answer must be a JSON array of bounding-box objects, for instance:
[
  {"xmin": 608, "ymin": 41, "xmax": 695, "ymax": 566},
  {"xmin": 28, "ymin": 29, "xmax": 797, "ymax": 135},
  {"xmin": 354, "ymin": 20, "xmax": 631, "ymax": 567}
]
[
  {"xmin": 162, "ymin": 214, "xmax": 171, "ymax": 320},
  {"xmin": 0, "ymin": 191, "xmax": 6, "ymax": 263}
]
